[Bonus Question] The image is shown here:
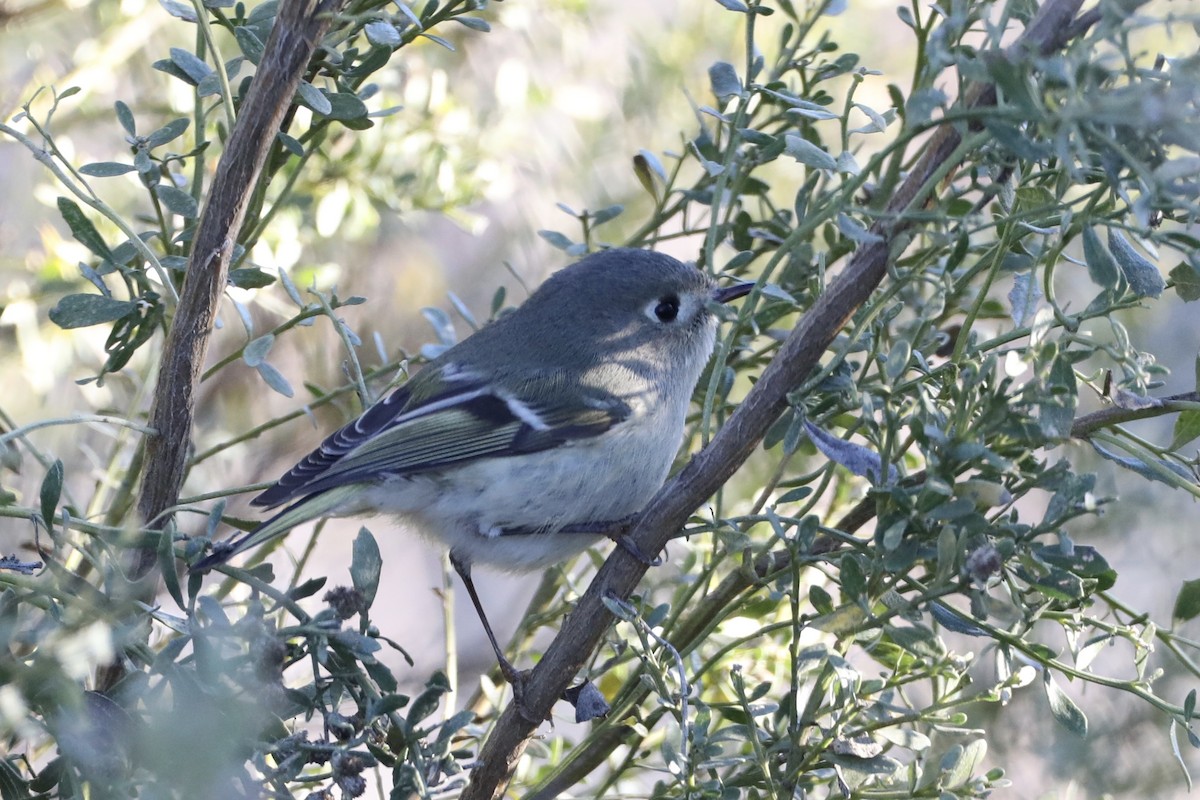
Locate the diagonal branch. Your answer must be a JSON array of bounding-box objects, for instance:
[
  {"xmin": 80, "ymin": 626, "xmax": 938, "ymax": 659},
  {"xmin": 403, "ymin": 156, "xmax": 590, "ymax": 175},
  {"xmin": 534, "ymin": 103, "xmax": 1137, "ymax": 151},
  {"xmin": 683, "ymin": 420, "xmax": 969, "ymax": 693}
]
[
  {"xmin": 93, "ymin": 0, "xmax": 349, "ymax": 696},
  {"xmin": 460, "ymin": 0, "xmax": 1090, "ymax": 795},
  {"xmin": 130, "ymin": 0, "xmax": 344, "ymax": 587}
]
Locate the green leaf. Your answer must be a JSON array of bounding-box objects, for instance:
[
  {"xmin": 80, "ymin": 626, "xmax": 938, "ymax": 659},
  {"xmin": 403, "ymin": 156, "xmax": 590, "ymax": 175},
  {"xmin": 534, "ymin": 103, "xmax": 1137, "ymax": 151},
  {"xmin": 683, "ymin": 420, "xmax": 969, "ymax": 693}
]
[
  {"xmin": 279, "ymin": 267, "xmax": 304, "ymax": 306},
  {"xmin": 79, "ymin": 162, "xmax": 137, "ymax": 177},
  {"xmin": 784, "ymin": 134, "xmax": 837, "ymax": 170},
  {"xmin": 352, "ymin": 528, "xmax": 383, "ymax": 609},
  {"xmin": 708, "ymin": 61, "xmax": 743, "ymax": 101},
  {"xmin": 537, "ymin": 230, "xmax": 576, "ymax": 252},
  {"xmin": 170, "ymin": 47, "xmax": 213, "ymax": 84},
  {"xmin": 408, "ymin": 672, "xmax": 451, "ymax": 724},
  {"xmin": 1042, "ymin": 671, "xmax": 1088, "ymax": 737},
  {"xmin": 453, "ymin": 15, "xmax": 491, "ymax": 31},
  {"xmin": 56, "ymin": 197, "xmax": 114, "ymax": 260},
  {"xmin": 49, "ymin": 294, "xmax": 134, "ymax": 329},
  {"xmin": 1173, "ymin": 579, "xmax": 1200, "ymax": 621},
  {"xmin": 322, "ymin": 93, "xmax": 369, "ymax": 121},
  {"xmin": 419, "ymin": 33, "xmax": 455, "ymax": 51},
  {"xmin": 940, "ymin": 739, "xmax": 987, "ymax": 788},
  {"xmin": 256, "ymin": 361, "xmax": 294, "ymax": 397},
  {"xmin": 836, "ymin": 212, "xmax": 884, "ymax": 244},
  {"xmin": 234, "ymin": 26, "xmax": 265, "ymax": 64},
  {"xmin": 152, "ymin": 59, "xmax": 194, "ymax": 84},
  {"xmin": 1108, "ymin": 230, "xmax": 1164, "ymax": 298},
  {"xmin": 229, "ymin": 268, "xmax": 276, "ymax": 289},
  {"xmin": 776, "ymin": 486, "xmax": 812, "ymax": 504},
  {"xmin": 39, "ymin": 459, "xmax": 64, "ymax": 532},
  {"xmin": 1082, "ymin": 227, "xmax": 1121, "ymax": 290},
  {"xmin": 242, "ymin": 333, "xmax": 275, "ymax": 367},
  {"xmin": 159, "ymin": 526, "xmax": 184, "ymax": 609},
  {"xmin": 114, "ymin": 100, "xmax": 136, "ymax": 135},
  {"xmin": 591, "ymin": 205, "xmax": 623, "ymax": 225},
  {"xmin": 1169, "ymin": 261, "xmax": 1200, "ymax": 302},
  {"xmin": 277, "ymin": 132, "xmax": 304, "ymax": 158},
  {"xmin": 145, "ymin": 118, "xmax": 190, "ymax": 149},
  {"xmin": 155, "ymin": 184, "xmax": 199, "ymax": 218},
  {"xmin": 365, "ymin": 20, "xmax": 401, "ymax": 46},
  {"xmin": 296, "ymin": 81, "xmax": 332, "ymax": 115},
  {"xmin": 157, "ymin": 0, "xmax": 197, "ymax": 21}
]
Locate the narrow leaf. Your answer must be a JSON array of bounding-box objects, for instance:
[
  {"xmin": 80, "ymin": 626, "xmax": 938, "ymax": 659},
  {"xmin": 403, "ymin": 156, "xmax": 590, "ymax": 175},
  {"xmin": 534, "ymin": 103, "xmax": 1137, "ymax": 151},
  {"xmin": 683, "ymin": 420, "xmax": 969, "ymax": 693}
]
[
  {"xmin": 805, "ymin": 421, "xmax": 897, "ymax": 482},
  {"xmin": 1108, "ymin": 230, "xmax": 1164, "ymax": 298},
  {"xmin": 155, "ymin": 184, "xmax": 199, "ymax": 218},
  {"xmin": 1043, "ymin": 671, "xmax": 1088, "ymax": 737},
  {"xmin": 79, "ymin": 162, "xmax": 137, "ymax": 177},
  {"xmin": 114, "ymin": 100, "xmax": 136, "ymax": 135},
  {"xmin": 40, "ymin": 460, "xmax": 64, "ymax": 532},
  {"xmin": 708, "ymin": 61, "xmax": 743, "ymax": 101},
  {"xmin": 242, "ymin": 333, "xmax": 275, "ymax": 367},
  {"xmin": 364, "ymin": 20, "xmax": 401, "ymax": 46},
  {"xmin": 351, "ymin": 528, "xmax": 383, "ymax": 609},
  {"xmin": 170, "ymin": 47, "xmax": 213, "ymax": 84},
  {"xmin": 144, "ymin": 118, "xmax": 190, "ymax": 149},
  {"xmin": 1173, "ymin": 579, "xmax": 1200, "ymax": 621},
  {"xmin": 49, "ymin": 294, "xmax": 134, "ymax": 329},
  {"xmin": 784, "ymin": 134, "xmax": 837, "ymax": 170},
  {"xmin": 56, "ymin": 197, "xmax": 114, "ymax": 260},
  {"xmin": 296, "ymin": 81, "xmax": 333, "ymax": 115},
  {"xmin": 256, "ymin": 362, "xmax": 294, "ymax": 397},
  {"xmin": 1081, "ymin": 226, "xmax": 1121, "ymax": 291}
]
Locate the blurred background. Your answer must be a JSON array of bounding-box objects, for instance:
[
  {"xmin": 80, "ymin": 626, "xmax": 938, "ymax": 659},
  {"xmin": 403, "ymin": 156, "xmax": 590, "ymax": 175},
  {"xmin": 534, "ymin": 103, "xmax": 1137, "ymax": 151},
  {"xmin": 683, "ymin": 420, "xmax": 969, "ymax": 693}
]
[{"xmin": 1, "ymin": 0, "xmax": 1198, "ymax": 797}]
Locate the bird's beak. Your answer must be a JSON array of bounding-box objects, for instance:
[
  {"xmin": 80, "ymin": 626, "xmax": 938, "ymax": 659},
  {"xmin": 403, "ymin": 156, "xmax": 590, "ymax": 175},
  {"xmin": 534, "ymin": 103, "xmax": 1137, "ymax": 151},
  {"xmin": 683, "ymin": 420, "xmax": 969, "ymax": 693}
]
[{"xmin": 711, "ymin": 281, "xmax": 755, "ymax": 304}]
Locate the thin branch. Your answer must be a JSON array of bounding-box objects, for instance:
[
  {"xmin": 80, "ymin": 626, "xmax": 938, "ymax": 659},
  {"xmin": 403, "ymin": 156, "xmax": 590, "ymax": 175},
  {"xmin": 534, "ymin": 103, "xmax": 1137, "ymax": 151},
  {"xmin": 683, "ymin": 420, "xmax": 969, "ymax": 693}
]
[
  {"xmin": 95, "ymin": 0, "xmax": 345, "ymax": 691},
  {"xmin": 460, "ymin": 0, "xmax": 1092, "ymax": 795},
  {"xmin": 1070, "ymin": 391, "xmax": 1200, "ymax": 439}
]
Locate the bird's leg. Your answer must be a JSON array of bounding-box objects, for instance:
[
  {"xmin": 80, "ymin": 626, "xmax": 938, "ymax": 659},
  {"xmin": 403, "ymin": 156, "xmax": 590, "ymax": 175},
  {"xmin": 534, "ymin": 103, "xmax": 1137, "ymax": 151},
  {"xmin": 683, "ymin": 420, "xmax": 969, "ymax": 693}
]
[
  {"xmin": 555, "ymin": 515, "xmax": 664, "ymax": 567},
  {"xmin": 449, "ymin": 551, "xmax": 546, "ymax": 723},
  {"xmin": 448, "ymin": 552, "xmax": 521, "ymax": 684}
]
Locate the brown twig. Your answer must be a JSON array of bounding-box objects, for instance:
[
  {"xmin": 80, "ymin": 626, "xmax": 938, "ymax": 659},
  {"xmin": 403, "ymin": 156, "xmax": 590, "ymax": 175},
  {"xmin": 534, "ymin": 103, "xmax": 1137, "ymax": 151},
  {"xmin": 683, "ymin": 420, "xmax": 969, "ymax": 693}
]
[
  {"xmin": 460, "ymin": 0, "xmax": 1090, "ymax": 795},
  {"xmin": 1070, "ymin": 391, "xmax": 1200, "ymax": 439},
  {"xmin": 96, "ymin": 0, "xmax": 344, "ymax": 691}
]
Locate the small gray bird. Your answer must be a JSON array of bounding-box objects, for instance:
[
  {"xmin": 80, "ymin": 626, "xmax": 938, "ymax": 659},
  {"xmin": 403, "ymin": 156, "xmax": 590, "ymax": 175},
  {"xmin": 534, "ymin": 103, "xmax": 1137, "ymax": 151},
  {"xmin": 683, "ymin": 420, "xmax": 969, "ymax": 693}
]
[{"xmin": 194, "ymin": 248, "xmax": 752, "ymax": 684}]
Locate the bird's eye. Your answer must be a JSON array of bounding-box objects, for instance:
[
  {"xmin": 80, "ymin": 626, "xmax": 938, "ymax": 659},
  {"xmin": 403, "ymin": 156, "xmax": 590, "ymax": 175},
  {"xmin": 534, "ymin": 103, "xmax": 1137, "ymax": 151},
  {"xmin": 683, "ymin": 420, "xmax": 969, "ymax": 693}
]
[{"xmin": 654, "ymin": 295, "xmax": 680, "ymax": 322}]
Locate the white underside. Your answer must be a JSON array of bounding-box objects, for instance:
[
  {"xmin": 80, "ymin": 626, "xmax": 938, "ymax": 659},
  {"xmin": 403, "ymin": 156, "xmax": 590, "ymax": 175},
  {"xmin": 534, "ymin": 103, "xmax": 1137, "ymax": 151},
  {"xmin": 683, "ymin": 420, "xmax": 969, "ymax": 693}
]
[{"xmin": 342, "ymin": 400, "xmax": 685, "ymax": 572}]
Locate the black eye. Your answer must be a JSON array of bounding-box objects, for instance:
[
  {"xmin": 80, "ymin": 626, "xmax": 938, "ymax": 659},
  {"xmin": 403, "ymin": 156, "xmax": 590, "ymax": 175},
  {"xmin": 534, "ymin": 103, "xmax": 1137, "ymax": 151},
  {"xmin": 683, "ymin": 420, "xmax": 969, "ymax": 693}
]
[{"xmin": 654, "ymin": 295, "xmax": 680, "ymax": 322}]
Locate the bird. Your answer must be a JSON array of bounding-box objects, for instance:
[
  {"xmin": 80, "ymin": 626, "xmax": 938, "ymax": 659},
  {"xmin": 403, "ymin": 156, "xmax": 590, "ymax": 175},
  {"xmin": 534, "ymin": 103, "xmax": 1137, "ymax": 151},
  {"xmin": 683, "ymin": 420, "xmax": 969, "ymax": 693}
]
[{"xmin": 193, "ymin": 247, "xmax": 753, "ymax": 689}]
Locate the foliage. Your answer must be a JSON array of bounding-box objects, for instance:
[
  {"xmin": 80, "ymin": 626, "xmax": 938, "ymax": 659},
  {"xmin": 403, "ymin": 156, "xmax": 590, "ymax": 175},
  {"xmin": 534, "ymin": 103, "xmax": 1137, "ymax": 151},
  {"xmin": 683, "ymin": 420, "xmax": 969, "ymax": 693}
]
[{"xmin": 1, "ymin": 0, "xmax": 1199, "ymax": 797}]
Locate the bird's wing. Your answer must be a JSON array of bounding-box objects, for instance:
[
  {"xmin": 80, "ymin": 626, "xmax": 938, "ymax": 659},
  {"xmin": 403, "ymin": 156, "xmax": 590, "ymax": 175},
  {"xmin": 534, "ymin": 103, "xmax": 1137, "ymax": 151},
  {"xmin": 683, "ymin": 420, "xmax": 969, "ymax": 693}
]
[{"xmin": 251, "ymin": 371, "xmax": 630, "ymax": 510}]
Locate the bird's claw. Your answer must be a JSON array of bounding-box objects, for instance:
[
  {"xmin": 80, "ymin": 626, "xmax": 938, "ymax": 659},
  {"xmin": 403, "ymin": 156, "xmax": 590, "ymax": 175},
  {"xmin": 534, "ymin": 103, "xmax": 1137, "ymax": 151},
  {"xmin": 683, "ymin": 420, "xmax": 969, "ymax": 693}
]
[{"xmin": 614, "ymin": 534, "xmax": 663, "ymax": 567}]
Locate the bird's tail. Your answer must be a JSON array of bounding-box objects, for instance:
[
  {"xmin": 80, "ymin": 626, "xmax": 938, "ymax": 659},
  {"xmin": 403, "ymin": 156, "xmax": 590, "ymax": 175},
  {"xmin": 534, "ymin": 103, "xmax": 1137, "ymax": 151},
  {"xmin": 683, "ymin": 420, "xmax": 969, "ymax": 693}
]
[{"xmin": 190, "ymin": 485, "xmax": 360, "ymax": 573}]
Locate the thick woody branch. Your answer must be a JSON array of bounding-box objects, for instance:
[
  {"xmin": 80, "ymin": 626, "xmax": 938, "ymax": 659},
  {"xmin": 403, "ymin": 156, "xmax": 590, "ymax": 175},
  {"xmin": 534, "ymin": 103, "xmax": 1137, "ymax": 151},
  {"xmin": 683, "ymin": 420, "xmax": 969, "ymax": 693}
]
[
  {"xmin": 461, "ymin": 0, "xmax": 1090, "ymax": 795},
  {"xmin": 131, "ymin": 0, "xmax": 343, "ymax": 584}
]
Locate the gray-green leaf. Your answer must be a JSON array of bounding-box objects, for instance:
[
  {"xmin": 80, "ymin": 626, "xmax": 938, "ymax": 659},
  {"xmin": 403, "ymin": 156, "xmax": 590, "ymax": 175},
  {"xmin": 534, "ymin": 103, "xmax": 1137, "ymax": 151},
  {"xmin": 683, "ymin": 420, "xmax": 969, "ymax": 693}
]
[
  {"xmin": 57, "ymin": 197, "xmax": 114, "ymax": 260},
  {"xmin": 364, "ymin": 20, "xmax": 401, "ymax": 46},
  {"xmin": 1081, "ymin": 226, "xmax": 1121, "ymax": 291},
  {"xmin": 170, "ymin": 47, "xmax": 213, "ymax": 84},
  {"xmin": 79, "ymin": 162, "xmax": 137, "ymax": 177},
  {"xmin": 49, "ymin": 294, "xmax": 134, "ymax": 329},
  {"xmin": 39, "ymin": 460, "xmax": 64, "ymax": 533},
  {"xmin": 708, "ymin": 61, "xmax": 743, "ymax": 101},
  {"xmin": 351, "ymin": 528, "xmax": 383, "ymax": 609},
  {"xmin": 255, "ymin": 361, "xmax": 294, "ymax": 397},
  {"xmin": 145, "ymin": 118, "xmax": 190, "ymax": 149},
  {"xmin": 1043, "ymin": 671, "xmax": 1088, "ymax": 737},
  {"xmin": 1108, "ymin": 230, "xmax": 1164, "ymax": 298},
  {"xmin": 155, "ymin": 184, "xmax": 199, "ymax": 218},
  {"xmin": 242, "ymin": 333, "xmax": 275, "ymax": 367},
  {"xmin": 784, "ymin": 134, "xmax": 838, "ymax": 170},
  {"xmin": 297, "ymin": 81, "xmax": 333, "ymax": 115}
]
